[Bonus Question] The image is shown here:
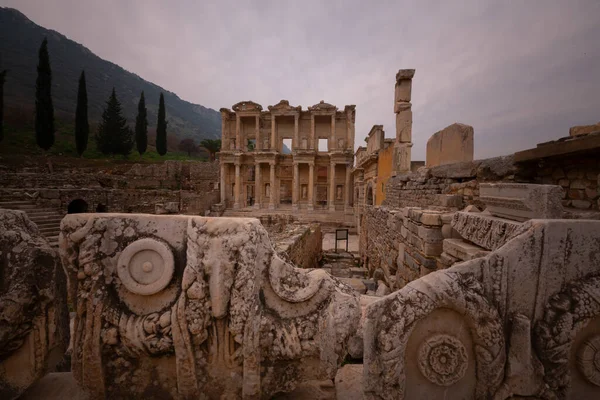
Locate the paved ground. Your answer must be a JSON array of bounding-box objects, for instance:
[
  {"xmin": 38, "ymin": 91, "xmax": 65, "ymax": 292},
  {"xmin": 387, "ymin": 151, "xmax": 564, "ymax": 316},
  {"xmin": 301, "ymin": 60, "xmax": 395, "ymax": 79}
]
[{"xmin": 322, "ymin": 232, "xmax": 359, "ymax": 253}]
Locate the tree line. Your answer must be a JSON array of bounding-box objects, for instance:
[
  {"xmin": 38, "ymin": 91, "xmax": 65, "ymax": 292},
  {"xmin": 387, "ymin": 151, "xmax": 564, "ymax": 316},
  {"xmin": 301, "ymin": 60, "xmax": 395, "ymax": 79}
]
[{"xmin": 0, "ymin": 38, "xmax": 221, "ymax": 159}]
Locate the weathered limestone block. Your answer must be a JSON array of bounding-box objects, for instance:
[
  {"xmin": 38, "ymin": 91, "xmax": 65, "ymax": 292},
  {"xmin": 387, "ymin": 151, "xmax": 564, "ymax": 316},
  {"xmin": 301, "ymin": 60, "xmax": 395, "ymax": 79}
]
[
  {"xmin": 393, "ymin": 143, "xmax": 412, "ymax": 174},
  {"xmin": 569, "ymin": 122, "xmax": 600, "ymax": 137},
  {"xmin": 0, "ymin": 210, "xmax": 70, "ymax": 400},
  {"xmin": 395, "ymin": 110, "xmax": 412, "ymax": 143},
  {"xmin": 364, "ymin": 219, "xmax": 600, "ymax": 400},
  {"xmin": 479, "ymin": 183, "xmax": 564, "ymax": 221},
  {"xmin": 59, "ymin": 214, "xmax": 360, "ymax": 399},
  {"xmin": 451, "ymin": 211, "xmax": 522, "ymax": 251},
  {"xmin": 426, "ymin": 123, "xmax": 474, "ymax": 168},
  {"xmin": 442, "ymin": 238, "xmax": 489, "ymax": 261}
]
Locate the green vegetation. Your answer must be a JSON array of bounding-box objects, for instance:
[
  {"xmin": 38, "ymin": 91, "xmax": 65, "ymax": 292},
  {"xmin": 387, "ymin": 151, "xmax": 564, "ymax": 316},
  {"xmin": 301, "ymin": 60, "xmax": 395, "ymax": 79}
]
[
  {"xmin": 135, "ymin": 91, "xmax": 148, "ymax": 156},
  {"xmin": 75, "ymin": 70, "xmax": 89, "ymax": 156},
  {"xmin": 35, "ymin": 38, "xmax": 54, "ymax": 151},
  {"xmin": 156, "ymin": 92, "xmax": 167, "ymax": 156},
  {"xmin": 200, "ymin": 138, "xmax": 221, "ymax": 161},
  {"xmin": 95, "ymin": 88, "xmax": 134, "ymax": 156}
]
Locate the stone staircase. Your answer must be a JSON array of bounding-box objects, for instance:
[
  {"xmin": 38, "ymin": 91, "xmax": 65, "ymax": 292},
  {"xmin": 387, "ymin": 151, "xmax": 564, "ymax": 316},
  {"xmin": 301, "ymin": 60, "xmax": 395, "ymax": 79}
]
[{"xmin": 0, "ymin": 199, "xmax": 64, "ymax": 248}]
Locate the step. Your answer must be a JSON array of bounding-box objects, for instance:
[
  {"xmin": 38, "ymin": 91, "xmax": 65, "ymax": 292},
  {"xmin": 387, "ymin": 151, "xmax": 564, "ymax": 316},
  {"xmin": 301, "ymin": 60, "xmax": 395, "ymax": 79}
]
[
  {"xmin": 39, "ymin": 227, "xmax": 60, "ymax": 235},
  {"xmin": 0, "ymin": 204, "xmax": 38, "ymax": 210},
  {"xmin": 29, "ymin": 215, "xmax": 64, "ymax": 222},
  {"xmin": 26, "ymin": 209, "xmax": 62, "ymax": 214}
]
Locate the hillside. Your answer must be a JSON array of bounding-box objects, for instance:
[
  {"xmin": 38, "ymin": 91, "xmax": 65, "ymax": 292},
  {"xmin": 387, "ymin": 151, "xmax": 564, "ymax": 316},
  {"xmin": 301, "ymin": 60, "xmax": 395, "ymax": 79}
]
[{"xmin": 0, "ymin": 7, "xmax": 221, "ymax": 144}]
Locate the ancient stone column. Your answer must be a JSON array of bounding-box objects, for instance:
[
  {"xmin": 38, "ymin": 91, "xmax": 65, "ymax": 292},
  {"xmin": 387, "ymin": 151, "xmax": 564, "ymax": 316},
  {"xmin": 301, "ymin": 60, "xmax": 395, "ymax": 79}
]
[
  {"xmin": 271, "ymin": 116, "xmax": 276, "ymax": 151},
  {"xmin": 346, "ymin": 105, "xmax": 356, "ymax": 151},
  {"xmin": 394, "ymin": 69, "xmax": 415, "ymax": 174},
  {"xmin": 329, "ymin": 161, "xmax": 336, "ymax": 211},
  {"xmin": 235, "ymin": 114, "xmax": 241, "ymax": 151},
  {"xmin": 254, "ymin": 163, "xmax": 261, "ymax": 209},
  {"xmin": 234, "ymin": 162, "xmax": 241, "ymax": 209},
  {"xmin": 269, "ymin": 162, "xmax": 276, "ymax": 210},
  {"xmin": 292, "ymin": 162, "xmax": 299, "ymax": 211},
  {"xmin": 330, "ymin": 114, "xmax": 336, "ymax": 150},
  {"xmin": 345, "ymin": 163, "xmax": 352, "ymax": 213},
  {"xmin": 308, "ymin": 162, "xmax": 314, "ymax": 211},
  {"xmin": 255, "ymin": 115, "xmax": 260, "ymax": 151},
  {"xmin": 220, "ymin": 162, "xmax": 226, "ymax": 205},
  {"xmin": 294, "ymin": 114, "xmax": 299, "ymax": 151},
  {"xmin": 310, "ymin": 114, "xmax": 315, "ymax": 150}
]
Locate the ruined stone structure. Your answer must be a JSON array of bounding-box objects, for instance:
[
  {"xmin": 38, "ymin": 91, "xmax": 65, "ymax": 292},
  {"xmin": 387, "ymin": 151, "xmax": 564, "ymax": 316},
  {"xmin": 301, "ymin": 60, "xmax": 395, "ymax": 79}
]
[
  {"xmin": 59, "ymin": 213, "xmax": 360, "ymax": 399},
  {"xmin": 0, "ymin": 210, "xmax": 69, "ymax": 399},
  {"xmin": 393, "ymin": 69, "xmax": 415, "ymax": 174},
  {"xmin": 426, "ymin": 123, "xmax": 474, "ymax": 167},
  {"xmin": 219, "ymin": 100, "xmax": 355, "ymax": 212}
]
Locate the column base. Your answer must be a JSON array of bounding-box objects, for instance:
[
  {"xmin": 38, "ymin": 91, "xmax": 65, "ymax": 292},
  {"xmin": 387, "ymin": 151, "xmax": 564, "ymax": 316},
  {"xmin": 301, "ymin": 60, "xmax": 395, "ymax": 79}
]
[
  {"xmin": 233, "ymin": 202, "xmax": 240, "ymax": 210},
  {"xmin": 269, "ymin": 203, "xmax": 275, "ymax": 210},
  {"xmin": 307, "ymin": 203, "xmax": 314, "ymax": 211},
  {"xmin": 253, "ymin": 203, "xmax": 260, "ymax": 210},
  {"xmin": 292, "ymin": 204, "xmax": 299, "ymax": 212},
  {"xmin": 345, "ymin": 206, "xmax": 353, "ymax": 215},
  {"xmin": 328, "ymin": 205, "xmax": 336, "ymax": 212}
]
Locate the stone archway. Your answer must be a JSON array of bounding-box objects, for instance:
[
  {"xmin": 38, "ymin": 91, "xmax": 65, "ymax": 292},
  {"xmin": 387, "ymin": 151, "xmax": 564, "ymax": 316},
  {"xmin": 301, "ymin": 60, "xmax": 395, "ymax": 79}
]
[{"xmin": 67, "ymin": 199, "xmax": 88, "ymax": 214}]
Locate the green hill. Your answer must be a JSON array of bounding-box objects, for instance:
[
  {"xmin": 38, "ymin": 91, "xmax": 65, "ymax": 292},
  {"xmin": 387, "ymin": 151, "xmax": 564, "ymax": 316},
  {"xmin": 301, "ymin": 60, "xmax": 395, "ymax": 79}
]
[{"xmin": 0, "ymin": 7, "xmax": 221, "ymax": 146}]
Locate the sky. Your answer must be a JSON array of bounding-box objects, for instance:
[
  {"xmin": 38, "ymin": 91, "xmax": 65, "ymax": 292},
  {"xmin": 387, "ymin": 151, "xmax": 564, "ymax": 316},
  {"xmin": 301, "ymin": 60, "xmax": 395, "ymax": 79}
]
[{"xmin": 3, "ymin": 0, "xmax": 600, "ymax": 160}]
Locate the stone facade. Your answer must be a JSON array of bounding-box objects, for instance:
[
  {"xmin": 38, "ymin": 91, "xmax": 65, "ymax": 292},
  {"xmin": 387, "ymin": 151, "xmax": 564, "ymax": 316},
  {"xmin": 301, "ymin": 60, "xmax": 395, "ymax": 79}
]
[
  {"xmin": 364, "ymin": 219, "xmax": 600, "ymax": 399},
  {"xmin": 219, "ymin": 100, "xmax": 355, "ymax": 213},
  {"xmin": 425, "ymin": 123, "xmax": 474, "ymax": 167},
  {"xmin": 59, "ymin": 213, "xmax": 360, "ymax": 399},
  {"xmin": 0, "ymin": 210, "xmax": 69, "ymax": 399}
]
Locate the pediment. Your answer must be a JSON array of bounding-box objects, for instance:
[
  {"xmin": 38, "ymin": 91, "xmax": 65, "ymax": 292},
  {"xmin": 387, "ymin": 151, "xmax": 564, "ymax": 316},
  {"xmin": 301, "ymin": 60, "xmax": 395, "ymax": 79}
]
[
  {"xmin": 268, "ymin": 100, "xmax": 301, "ymax": 113},
  {"xmin": 308, "ymin": 100, "xmax": 337, "ymax": 112},
  {"xmin": 232, "ymin": 101, "xmax": 263, "ymax": 112}
]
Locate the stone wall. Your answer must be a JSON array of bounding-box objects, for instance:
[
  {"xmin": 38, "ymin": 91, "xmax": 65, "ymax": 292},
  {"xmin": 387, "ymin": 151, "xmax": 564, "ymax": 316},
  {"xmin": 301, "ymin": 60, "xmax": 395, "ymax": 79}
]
[
  {"xmin": 425, "ymin": 123, "xmax": 474, "ymax": 167},
  {"xmin": 0, "ymin": 160, "xmax": 220, "ymax": 215},
  {"xmin": 269, "ymin": 223, "xmax": 323, "ymax": 269}
]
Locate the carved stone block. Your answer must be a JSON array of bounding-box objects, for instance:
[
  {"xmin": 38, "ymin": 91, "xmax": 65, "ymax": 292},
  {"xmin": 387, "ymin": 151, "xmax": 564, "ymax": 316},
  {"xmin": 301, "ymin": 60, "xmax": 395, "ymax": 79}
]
[
  {"xmin": 364, "ymin": 219, "xmax": 600, "ymax": 399},
  {"xmin": 479, "ymin": 183, "xmax": 564, "ymax": 222},
  {"xmin": 451, "ymin": 211, "xmax": 522, "ymax": 251},
  {"xmin": 59, "ymin": 214, "xmax": 360, "ymax": 399},
  {"xmin": 0, "ymin": 210, "xmax": 70, "ymax": 400}
]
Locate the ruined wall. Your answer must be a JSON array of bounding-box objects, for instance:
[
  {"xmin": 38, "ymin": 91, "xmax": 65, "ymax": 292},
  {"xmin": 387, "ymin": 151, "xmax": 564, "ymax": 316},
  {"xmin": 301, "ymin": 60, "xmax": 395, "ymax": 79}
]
[
  {"xmin": 0, "ymin": 160, "xmax": 220, "ymax": 215},
  {"xmin": 375, "ymin": 144, "xmax": 394, "ymax": 205},
  {"xmin": 384, "ymin": 156, "xmax": 519, "ymax": 209},
  {"xmin": 271, "ymin": 224, "xmax": 323, "ymax": 269}
]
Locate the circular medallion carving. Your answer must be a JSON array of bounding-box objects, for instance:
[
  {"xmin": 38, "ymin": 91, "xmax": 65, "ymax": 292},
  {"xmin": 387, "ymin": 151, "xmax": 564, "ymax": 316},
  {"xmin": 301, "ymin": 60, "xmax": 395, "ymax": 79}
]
[
  {"xmin": 117, "ymin": 238, "xmax": 174, "ymax": 295},
  {"xmin": 418, "ymin": 334, "xmax": 468, "ymax": 386},
  {"xmin": 577, "ymin": 335, "xmax": 600, "ymax": 386}
]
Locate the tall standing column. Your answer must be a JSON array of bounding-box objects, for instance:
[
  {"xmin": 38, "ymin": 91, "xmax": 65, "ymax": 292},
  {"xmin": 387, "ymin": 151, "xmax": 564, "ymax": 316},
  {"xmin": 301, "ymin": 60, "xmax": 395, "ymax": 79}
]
[
  {"xmin": 292, "ymin": 162, "xmax": 299, "ymax": 211},
  {"xmin": 220, "ymin": 162, "xmax": 226, "ymax": 206},
  {"xmin": 255, "ymin": 115, "xmax": 260, "ymax": 152},
  {"xmin": 310, "ymin": 114, "xmax": 315, "ymax": 150},
  {"xmin": 330, "ymin": 114, "xmax": 336, "ymax": 150},
  {"xmin": 344, "ymin": 163, "xmax": 352, "ymax": 213},
  {"xmin": 235, "ymin": 114, "xmax": 241, "ymax": 151},
  {"xmin": 308, "ymin": 162, "xmax": 314, "ymax": 211},
  {"xmin": 394, "ymin": 69, "xmax": 415, "ymax": 174},
  {"xmin": 233, "ymin": 162, "xmax": 241, "ymax": 209},
  {"xmin": 254, "ymin": 163, "xmax": 261, "ymax": 209},
  {"xmin": 294, "ymin": 114, "xmax": 299, "ymax": 151},
  {"xmin": 269, "ymin": 162, "xmax": 276, "ymax": 210},
  {"xmin": 345, "ymin": 105, "xmax": 356, "ymax": 151},
  {"xmin": 328, "ymin": 161, "xmax": 336, "ymax": 211},
  {"xmin": 271, "ymin": 116, "xmax": 276, "ymax": 151}
]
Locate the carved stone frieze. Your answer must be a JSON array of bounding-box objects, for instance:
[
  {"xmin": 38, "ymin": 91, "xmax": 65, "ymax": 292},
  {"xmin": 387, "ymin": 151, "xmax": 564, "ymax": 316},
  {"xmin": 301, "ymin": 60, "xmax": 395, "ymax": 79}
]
[{"xmin": 451, "ymin": 211, "xmax": 523, "ymax": 251}]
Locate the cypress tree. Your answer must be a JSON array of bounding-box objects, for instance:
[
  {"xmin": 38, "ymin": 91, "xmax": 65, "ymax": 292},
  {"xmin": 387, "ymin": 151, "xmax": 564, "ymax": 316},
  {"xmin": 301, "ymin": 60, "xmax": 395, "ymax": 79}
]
[
  {"xmin": 0, "ymin": 69, "xmax": 6, "ymax": 143},
  {"xmin": 135, "ymin": 91, "xmax": 148, "ymax": 155},
  {"xmin": 156, "ymin": 92, "xmax": 167, "ymax": 156},
  {"xmin": 35, "ymin": 38, "xmax": 55, "ymax": 151},
  {"xmin": 75, "ymin": 70, "xmax": 89, "ymax": 156},
  {"xmin": 95, "ymin": 88, "xmax": 133, "ymax": 156}
]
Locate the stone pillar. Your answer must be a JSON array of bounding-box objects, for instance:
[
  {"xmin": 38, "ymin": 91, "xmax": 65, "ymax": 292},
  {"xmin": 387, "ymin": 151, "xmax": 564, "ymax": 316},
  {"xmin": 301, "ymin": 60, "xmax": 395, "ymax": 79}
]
[
  {"xmin": 269, "ymin": 162, "xmax": 276, "ymax": 210},
  {"xmin": 345, "ymin": 163, "xmax": 352, "ymax": 213},
  {"xmin": 294, "ymin": 114, "xmax": 299, "ymax": 151},
  {"xmin": 308, "ymin": 162, "xmax": 314, "ymax": 211},
  {"xmin": 292, "ymin": 162, "xmax": 299, "ymax": 211},
  {"xmin": 271, "ymin": 115, "xmax": 276, "ymax": 151},
  {"xmin": 394, "ymin": 69, "xmax": 415, "ymax": 174},
  {"xmin": 310, "ymin": 114, "xmax": 315, "ymax": 150},
  {"xmin": 329, "ymin": 161, "xmax": 336, "ymax": 211},
  {"xmin": 255, "ymin": 115, "xmax": 260, "ymax": 152},
  {"xmin": 235, "ymin": 114, "xmax": 241, "ymax": 151},
  {"xmin": 233, "ymin": 162, "xmax": 241, "ymax": 209},
  {"xmin": 220, "ymin": 162, "xmax": 226, "ymax": 205},
  {"xmin": 330, "ymin": 114, "xmax": 336, "ymax": 151},
  {"xmin": 254, "ymin": 163, "xmax": 261, "ymax": 209},
  {"xmin": 346, "ymin": 106, "xmax": 355, "ymax": 151}
]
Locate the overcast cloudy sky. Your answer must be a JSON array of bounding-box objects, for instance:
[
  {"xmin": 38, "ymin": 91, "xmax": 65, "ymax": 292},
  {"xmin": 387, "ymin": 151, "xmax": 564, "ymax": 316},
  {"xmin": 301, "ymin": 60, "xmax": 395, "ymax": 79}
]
[{"xmin": 3, "ymin": 0, "xmax": 600, "ymax": 159}]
